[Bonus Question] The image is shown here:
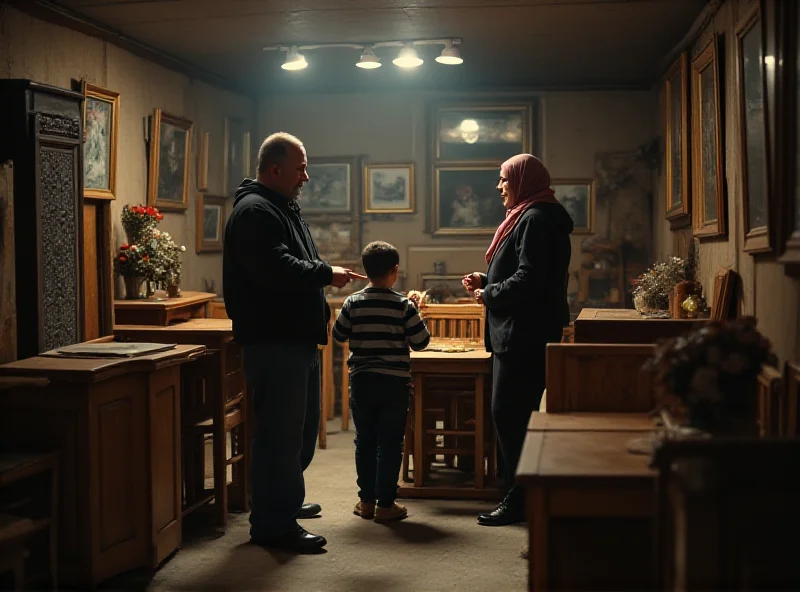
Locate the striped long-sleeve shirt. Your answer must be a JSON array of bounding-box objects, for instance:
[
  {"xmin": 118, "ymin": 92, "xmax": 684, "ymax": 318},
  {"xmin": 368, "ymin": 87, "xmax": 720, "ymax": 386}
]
[{"xmin": 332, "ymin": 287, "xmax": 431, "ymax": 378}]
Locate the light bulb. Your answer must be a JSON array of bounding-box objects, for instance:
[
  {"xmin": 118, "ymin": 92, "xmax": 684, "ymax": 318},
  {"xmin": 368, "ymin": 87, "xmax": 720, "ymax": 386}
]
[
  {"xmin": 356, "ymin": 47, "xmax": 381, "ymax": 69},
  {"xmin": 393, "ymin": 44, "xmax": 423, "ymax": 68},
  {"xmin": 436, "ymin": 44, "xmax": 463, "ymax": 65},
  {"xmin": 281, "ymin": 47, "xmax": 307, "ymax": 71}
]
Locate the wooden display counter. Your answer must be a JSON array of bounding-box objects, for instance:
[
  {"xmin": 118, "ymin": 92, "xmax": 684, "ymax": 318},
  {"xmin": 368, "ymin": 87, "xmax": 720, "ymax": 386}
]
[
  {"xmin": 573, "ymin": 308, "xmax": 707, "ymax": 344},
  {"xmin": 0, "ymin": 344, "xmax": 203, "ymax": 588}
]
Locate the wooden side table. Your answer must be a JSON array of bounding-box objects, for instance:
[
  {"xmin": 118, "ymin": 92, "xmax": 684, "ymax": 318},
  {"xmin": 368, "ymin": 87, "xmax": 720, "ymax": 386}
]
[
  {"xmin": 399, "ymin": 348, "xmax": 496, "ymax": 500},
  {"xmin": 114, "ymin": 291, "xmax": 216, "ymax": 325}
]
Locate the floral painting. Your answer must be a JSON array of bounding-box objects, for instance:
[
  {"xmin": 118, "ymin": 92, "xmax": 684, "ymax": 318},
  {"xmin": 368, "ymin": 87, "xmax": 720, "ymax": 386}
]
[{"xmin": 81, "ymin": 82, "xmax": 119, "ymax": 200}]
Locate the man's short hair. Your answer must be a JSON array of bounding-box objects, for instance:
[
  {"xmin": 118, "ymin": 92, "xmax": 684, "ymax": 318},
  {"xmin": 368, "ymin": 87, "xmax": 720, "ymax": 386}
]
[
  {"xmin": 257, "ymin": 132, "xmax": 304, "ymax": 174},
  {"xmin": 361, "ymin": 241, "xmax": 400, "ymax": 279}
]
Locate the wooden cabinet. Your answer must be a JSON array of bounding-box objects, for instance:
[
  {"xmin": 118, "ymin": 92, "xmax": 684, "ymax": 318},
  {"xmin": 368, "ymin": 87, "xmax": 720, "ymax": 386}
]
[
  {"xmin": 573, "ymin": 308, "xmax": 707, "ymax": 344},
  {"xmin": 0, "ymin": 344, "xmax": 203, "ymax": 588},
  {"xmin": 0, "ymin": 80, "xmax": 85, "ymax": 360}
]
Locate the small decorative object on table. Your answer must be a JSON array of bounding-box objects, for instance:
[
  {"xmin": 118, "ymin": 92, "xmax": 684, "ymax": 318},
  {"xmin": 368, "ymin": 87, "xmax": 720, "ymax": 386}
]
[
  {"xmin": 114, "ymin": 244, "xmax": 151, "ymax": 299},
  {"xmin": 644, "ymin": 317, "xmax": 777, "ymax": 437},
  {"xmin": 632, "ymin": 256, "xmax": 687, "ymax": 315}
]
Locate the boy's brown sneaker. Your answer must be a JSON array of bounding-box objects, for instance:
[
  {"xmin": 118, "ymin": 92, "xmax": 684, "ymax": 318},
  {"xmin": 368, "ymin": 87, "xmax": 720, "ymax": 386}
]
[
  {"xmin": 374, "ymin": 502, "xmax": 408, "ymax": 523},
  {"xmin": 353, "ymin": 500, "xmax": 375, "ymax": 519}
]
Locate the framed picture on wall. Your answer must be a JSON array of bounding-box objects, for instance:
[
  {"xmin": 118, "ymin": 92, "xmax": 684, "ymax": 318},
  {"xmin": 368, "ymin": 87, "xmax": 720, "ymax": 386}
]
[
  {"xmin": 195, "ymin": 193, "xmax": 225, "ymax": 253},
  {"xmin": 81, "ymin": 81, "xmax": 120, "ymax": 201},
  {"xmin": 431, "ymin": 165, "xmax": 505, "ymax": 236},
  {"xmin": 664, "ymin": 52, "xmax": 691, "ymax": 225},
  {"xmin": 552, "ymin": 180, "xmax": 595, "ymax": 234},
  {"xmin": 301, "ymin": 156, "xmax": 360, "ymax": 215},
  {"xmin": 307, "ymin": 218, "xmax": 361, "ymax": 263},
  {"xmin": 433, "ymin": 103, "xmax": 533, "ymax": 161},
  {"xmin": 147, "ymin": 108, "xmax": 193, "ymax": 211},
  {"xmin": 363, "ymin": 163, "xmax": 414, "ymax": 214},
  {"xmin": 774, "ymin": 0, "xmax": 800, "ymax": 272},
  {"xmin": 197, "ymin": 131, "xmax": 209, "ymax": 191},
  {"xmin": 736, "ymin": 5, "xmax": 772, "ymax": 253},
  {"xmin": 691, "ymin": 36, "xmax": 727, "ymax": 239},
  {"xmin": 223, "ymin": 116, "xmax": 247, "ymax": 196}
]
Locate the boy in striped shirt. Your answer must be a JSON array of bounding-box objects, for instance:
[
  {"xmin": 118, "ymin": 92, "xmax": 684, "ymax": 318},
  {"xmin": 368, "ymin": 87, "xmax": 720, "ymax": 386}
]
[{"xmin": 332, "ymin": 241, "xmax": 430, "ymax": 522}]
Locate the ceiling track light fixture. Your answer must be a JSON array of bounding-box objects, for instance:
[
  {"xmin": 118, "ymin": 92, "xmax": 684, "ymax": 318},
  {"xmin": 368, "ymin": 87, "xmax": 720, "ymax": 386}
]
[{"xmin": 264, "ymin": 38, "xmax": 463, "ymax": 71}]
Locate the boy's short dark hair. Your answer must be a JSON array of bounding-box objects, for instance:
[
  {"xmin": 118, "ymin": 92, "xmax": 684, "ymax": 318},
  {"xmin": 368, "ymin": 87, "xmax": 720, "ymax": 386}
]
[{"xmin": 361, "ymin": 241, "xmax": 400, "ymax": 279}]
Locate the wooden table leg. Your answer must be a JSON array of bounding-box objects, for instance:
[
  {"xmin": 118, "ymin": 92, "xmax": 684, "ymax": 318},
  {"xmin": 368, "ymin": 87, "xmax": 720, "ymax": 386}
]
[
  {"xmin": 413, "ymin": 372, "xmax": 425, "ymax": 487},
  {"xmin": 474, "ymin": 373, "xmax": 485, "ymax": 489},
  {"xmin": 318, "ymin": 348, "xmax": 328, "ymax": 449},
  {"xmin": 531, "ymin": 486, "xmax": 548, "ymax": 591},
  {"xmin": 212, "ymin": 356, "xmax": 228, "ymax": 527}
]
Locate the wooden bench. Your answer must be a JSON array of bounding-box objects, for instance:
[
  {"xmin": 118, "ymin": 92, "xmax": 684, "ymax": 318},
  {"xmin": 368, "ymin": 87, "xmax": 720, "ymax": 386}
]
[
  {"xmin": 420, "ymin": 303, "xmax": 484, "ymax": 341},
  {"xmin": 544, "ymin": 343, "xmax": 657, "ymax": 413}
]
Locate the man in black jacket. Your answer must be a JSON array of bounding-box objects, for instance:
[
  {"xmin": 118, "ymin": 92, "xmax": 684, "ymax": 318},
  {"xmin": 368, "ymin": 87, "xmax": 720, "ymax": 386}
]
[{"xmin": 223, "ymin": 132, "xmax": 353, "ymax": 552}]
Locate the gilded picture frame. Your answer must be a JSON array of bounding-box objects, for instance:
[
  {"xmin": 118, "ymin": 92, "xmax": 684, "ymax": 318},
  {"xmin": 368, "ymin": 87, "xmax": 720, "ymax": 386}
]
[
  {"xmin": 736, "ymin": 5, "xmax": 773, "ymax": 254},
  {"xmin": 81, "ymin": 81, "xmax": 120, "ymax": 201},
  {"xmin": 664, "ymin": 52, "xmax": 691, "ymax": 225},
  {"xmin": 195, "ymin": 193, "xmax": 225, "ymax": 253},
  {"xmin": 147, "ymin": 108, "xmax": 193, "ymax": 211},
  {"xmin": 431, "ymin": 164, "xmax": 505, "ymax": 236},
  {"xmin": 197, "ymin": 131, "xmax": 209, "ymax": 192},
  {"xmin": 363, "ymin": 163, "xmax": 415, "ymax": 214},
  {"xmin": 691, "ymin": 36, "xmax": 727, "ymax": 239},
  {"xmin": 552, "ymin": 179, "xmax": 595, "ymax": 234}
]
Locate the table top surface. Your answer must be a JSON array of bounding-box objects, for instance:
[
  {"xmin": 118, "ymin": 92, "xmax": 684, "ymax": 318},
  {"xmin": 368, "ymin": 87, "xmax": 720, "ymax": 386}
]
[
  {"xmin": 411, "ymin": 348, "xmax": 491, "ymax": 361},
  {"xmin": 517, "ymin": 430, "xmax": 656, "ymax": 481},
  {"xmin": 576, "ymin": 308, "xmax": 707, "ymax": 323},
  {"xmin": 115, "ymin": 318, "xmax": 233, "ymax": 334},
  {"xmin": 0, "ymin": 343, "xmax": 204, "ymax": 381},
  {"xmin": 528, "ymin": 412, "xmax": 655, "ymax": 432},
  {"xmin": 113, "ymin": 291, "xmax": 216, "ymax": 309}
]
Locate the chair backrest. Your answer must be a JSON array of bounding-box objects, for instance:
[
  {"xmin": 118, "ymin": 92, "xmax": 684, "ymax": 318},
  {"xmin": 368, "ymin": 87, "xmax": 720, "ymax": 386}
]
[
  {"xmin": 545, "ymin": 343, "xmax": 656, "ymax": 412},
  {"xmin": 757, "ymin": 365, "xmax": 784, "ymax": 436},
  {"xmin": 652, "ymin": 438, "xmax": 800, "ymax": 591},
  {"xmin": 420, "ymin": 303, "xmax": 484, "ymax": 341}
]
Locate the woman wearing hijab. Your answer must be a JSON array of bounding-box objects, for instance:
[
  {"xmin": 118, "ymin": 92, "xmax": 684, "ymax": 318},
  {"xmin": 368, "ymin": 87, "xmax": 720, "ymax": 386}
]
[{"xmin": 463, "ymin": 154, "xmax": 573, "ymax": 527}]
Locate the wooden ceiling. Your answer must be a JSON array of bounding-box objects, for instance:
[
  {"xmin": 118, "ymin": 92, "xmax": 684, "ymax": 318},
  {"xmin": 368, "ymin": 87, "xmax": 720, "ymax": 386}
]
[{"xmin": 42, "ymin": 0, "xmax": 707, "ymax": 93}]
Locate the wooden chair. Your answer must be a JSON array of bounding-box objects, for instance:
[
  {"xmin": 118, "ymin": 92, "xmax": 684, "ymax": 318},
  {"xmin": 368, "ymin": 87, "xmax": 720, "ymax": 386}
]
[
  {"xmin": 652, "ymin": 438, "xmax": 800, "ymax": 591},
  {"xmin": 181, "ymin": 348, "xmax": 249, "ymax": 524},
  {"xmin": 544, "ymin": 343, "xmax": 657, "ymax": 413},
  {"xmin": 420, "ymin": 303, "xmax": 485, "ymax": 341},
  {"xmin": 785, "ymin": 361, "xmax": 799, "ymax": 437}
]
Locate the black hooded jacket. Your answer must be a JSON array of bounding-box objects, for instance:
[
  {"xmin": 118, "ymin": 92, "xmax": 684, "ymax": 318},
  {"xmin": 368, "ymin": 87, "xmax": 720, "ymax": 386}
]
[
  {"xmin": 223, "ymin": 180, "xmax": 333, "ymax": 345},
  {"xmin": 479, "ymin": 201, "xmax": 574, "ymax": 353}
]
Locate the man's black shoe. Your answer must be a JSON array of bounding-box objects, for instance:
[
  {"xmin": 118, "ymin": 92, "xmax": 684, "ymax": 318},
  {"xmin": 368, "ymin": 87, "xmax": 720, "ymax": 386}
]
[
  {"xmin": 477, "ymin": 501, "xmax": 525, "ymax": 527},
  {"xmin": 297, "ymin": 503, "xmax": 322, "ymax": 519},
  {"xmin": 250, "ymin": 524, "xmax": 327, "ymax": 553}
]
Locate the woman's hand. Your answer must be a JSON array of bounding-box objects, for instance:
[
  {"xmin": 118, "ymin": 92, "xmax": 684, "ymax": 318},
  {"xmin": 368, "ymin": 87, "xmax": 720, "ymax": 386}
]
[
  {"xmin": 462, "ymin": 272, "xmax": 482, "ymax": 293},
  {"xmin": 474, "ymin": 289, "xmax": 484, "ymax": 305}
]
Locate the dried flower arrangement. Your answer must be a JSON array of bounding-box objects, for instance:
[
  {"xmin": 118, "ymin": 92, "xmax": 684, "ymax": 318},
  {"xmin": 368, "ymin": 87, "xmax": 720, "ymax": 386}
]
[
  {"xmin": 644, "ymin": 317, "xmax": 777, "ymax": 435},
  {"xmin": 632, "ymin": 256, "xmax": 687, "ymax": 311}
]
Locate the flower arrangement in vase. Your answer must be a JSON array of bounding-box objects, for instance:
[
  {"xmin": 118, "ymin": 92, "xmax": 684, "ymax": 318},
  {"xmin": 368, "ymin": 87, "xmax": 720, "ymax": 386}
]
[
  {"xmin": 644, "ymin": 317, "xmax": 777, "ymax": 436},
  {"xmin": 115, "ymin": 204, "xmax": 185, "ymax": 299},
  {"xmin": 121, "ymin": 204, "xmax": 163, "ymax": 244}
]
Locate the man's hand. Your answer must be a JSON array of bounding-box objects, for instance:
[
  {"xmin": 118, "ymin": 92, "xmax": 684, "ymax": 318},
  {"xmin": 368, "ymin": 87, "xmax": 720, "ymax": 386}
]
[
  {"xmin": 462, "ymin": 272, "xmax": 482, "ymax": 293},
  {"xmin": 474, "ymin": 288, "xmax": 484, "ymax": 305},
  {"xmin": 408, "ymin": 292, "xmax": 421, "ymax": 308},
  {"xmin": 331, "ymin": 266, "xmax": 352, "ymax": 288}
]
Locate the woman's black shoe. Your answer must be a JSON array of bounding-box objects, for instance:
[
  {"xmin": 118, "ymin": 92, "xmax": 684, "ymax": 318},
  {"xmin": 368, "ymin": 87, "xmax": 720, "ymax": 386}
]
[{"xmin": 477, "ymin": 500, "xmax": 525, "ymax": 526}]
